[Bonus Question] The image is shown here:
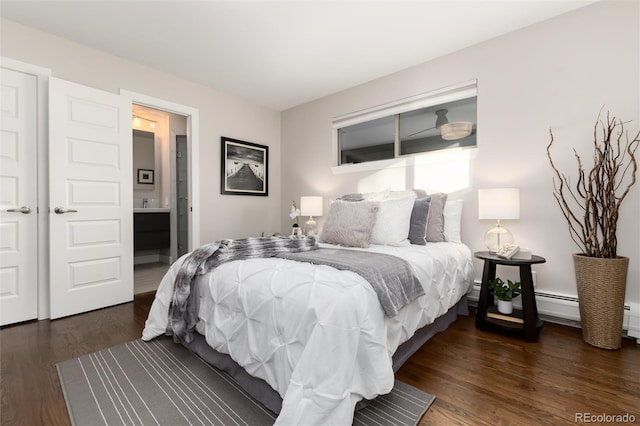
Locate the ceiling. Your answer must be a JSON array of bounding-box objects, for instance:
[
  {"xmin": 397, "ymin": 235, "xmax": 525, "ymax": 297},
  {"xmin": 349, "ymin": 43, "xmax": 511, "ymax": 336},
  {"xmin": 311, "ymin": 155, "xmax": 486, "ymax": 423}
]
[{"xmin": 1, "ymin": 1, "xmax": 596, "ymax": 111}]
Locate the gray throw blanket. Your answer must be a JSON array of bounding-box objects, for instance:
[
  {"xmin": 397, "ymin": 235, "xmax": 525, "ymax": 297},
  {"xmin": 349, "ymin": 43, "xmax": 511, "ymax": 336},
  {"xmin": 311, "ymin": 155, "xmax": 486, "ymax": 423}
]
[
  {"xmin": 168, "ymin": 235, "xmax": 319, "ymax": 343},
  {"xmin": 277, "ymin": 248, "xmax": 424, "ymax": 317}
]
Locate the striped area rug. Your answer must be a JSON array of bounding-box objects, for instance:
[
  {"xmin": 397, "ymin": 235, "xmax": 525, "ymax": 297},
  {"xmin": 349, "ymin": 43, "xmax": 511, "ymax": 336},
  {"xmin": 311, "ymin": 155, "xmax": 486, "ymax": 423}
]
[{"xmin": 57, "ymin": 337, "xmax": 435, "ymax": 425}]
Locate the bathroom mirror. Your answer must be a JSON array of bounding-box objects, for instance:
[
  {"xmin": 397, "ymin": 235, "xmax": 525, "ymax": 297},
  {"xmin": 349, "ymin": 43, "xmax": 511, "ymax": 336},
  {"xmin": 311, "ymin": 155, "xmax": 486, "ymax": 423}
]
[{"xmin": 133, "ymin": 129, "xmax": 155, "ymax": 191}]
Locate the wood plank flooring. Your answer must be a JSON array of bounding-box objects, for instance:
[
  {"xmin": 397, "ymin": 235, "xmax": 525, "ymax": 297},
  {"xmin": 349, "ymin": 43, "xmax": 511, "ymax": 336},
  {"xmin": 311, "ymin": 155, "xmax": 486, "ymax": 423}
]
[
  {"xmin": 1, "ymin": 295, "xmax": 638, "ymax": 426},
  {"xmin": 396, "ymin": 312, "xmax": 639, "ymax": 425}
]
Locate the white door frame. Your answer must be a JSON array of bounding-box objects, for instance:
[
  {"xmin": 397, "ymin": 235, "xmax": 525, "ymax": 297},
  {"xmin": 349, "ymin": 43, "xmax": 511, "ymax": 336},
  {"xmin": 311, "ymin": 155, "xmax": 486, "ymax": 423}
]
[
  {"xmin": 0, "ymin": 57, "xmax": 51, "ymax": 320},
  {"xmin": 120, "ymin": 90, "xmax": 200, "ymax": 251}
]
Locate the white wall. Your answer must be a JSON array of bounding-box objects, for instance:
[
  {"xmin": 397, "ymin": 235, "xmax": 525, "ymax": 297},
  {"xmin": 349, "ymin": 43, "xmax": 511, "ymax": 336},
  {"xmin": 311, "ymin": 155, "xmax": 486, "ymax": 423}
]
[
  {"xmin": 0, "ymin": 18, "xmax": 282, "ymax": 242},
  {"xmin": 281, "ymin": 1, "xmax": 639, "ymax": 307},
  {"xmin": 3, "ymin": 2, "xmax": 638, "ymax": 314}
]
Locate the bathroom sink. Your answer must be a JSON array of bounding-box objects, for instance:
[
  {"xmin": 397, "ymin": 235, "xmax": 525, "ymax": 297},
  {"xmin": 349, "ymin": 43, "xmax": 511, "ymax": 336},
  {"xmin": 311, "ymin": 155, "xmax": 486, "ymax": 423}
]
[{"xmin": 133, "ymin": 208, "xmax": 170, "ymax": 213}]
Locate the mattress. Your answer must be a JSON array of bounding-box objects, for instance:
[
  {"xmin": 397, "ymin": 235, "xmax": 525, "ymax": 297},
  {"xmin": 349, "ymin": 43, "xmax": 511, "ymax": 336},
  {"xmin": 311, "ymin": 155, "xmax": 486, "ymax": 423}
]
[
  {"xmin": 182, "ymin": 295, "xmax": 469, "ymax": 416},
  {"xmin": 142, "ymin": 241, "xmax": 474, "ymax": 425}
]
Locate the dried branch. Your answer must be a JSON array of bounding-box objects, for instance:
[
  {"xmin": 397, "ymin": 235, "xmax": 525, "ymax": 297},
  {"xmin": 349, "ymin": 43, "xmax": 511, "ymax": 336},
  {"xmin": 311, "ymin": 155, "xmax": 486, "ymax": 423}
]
[{"xmin": 547, "ymin": 110, "xmax": 639, "ymax": 258}]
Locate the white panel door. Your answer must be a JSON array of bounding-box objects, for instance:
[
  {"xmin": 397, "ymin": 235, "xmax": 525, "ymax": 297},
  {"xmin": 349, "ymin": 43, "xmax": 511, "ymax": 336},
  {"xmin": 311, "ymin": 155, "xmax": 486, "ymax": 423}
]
[
  {"xmin": 49, "ymin": 77, "xmax": 133, "ymax": 319},
  {"xmin": 0, "ymin": 68, "xmax": 38, "ymax": 325}
]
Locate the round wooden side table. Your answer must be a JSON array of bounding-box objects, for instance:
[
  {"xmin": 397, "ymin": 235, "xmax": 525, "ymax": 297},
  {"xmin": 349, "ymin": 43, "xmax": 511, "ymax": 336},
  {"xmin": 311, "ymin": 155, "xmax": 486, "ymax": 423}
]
[{"xmin": 474, "ymin": 251, "xmax": 546, "ymax": 342}]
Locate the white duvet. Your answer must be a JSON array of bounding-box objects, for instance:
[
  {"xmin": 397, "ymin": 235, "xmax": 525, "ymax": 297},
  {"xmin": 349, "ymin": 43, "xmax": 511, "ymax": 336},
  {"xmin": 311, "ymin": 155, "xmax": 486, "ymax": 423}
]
[{"xmin": 142, "ymin": 242, "xmax": 474, "ymax": 425}]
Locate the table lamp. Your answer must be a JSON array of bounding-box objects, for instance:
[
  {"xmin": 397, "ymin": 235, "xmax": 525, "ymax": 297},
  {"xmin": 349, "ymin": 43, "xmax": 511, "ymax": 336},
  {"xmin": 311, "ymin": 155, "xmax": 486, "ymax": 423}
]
[
  {"xmin": 300, "ymin": 196, "xmax": 323, "ymax": 236},
  {"xmin": 478, "ymin": 188, "xmax": 520, "ymax": 252}
]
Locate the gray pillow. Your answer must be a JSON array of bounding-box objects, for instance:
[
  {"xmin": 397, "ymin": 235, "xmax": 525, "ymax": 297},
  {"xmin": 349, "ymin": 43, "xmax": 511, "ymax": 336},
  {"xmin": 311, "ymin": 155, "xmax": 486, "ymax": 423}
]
[
  {"xmin": 318, "ymin": 201, "xmax": 379, "ymax": 248},
  {"xmin": 408, "ymin": 196, "xmax": 430, "ymax": 245},
  {"xmin": 413, "ymin": 189, "xmax": 428, "ymax": 198},
  {"xmin": 336, "ymin": 193, "xmax": 364, "ymax": 202},
  {"xmin": 426, "ymin": 192, "xmax": 448, "ymax": 243}
]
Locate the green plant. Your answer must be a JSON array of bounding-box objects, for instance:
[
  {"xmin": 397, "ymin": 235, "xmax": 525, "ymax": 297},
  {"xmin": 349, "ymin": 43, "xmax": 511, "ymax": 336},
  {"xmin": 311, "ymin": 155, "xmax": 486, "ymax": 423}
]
[{"xmin": 489, "ymin": 278, "xmax": 521, "ymax": 301}]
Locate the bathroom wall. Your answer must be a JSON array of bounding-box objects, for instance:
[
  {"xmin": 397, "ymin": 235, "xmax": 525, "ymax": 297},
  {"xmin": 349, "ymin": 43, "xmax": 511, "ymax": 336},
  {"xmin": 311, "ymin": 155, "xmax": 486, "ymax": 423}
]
[{"xmin": 132, "ymin": 128, "xmax": 160, "ymax": 206}]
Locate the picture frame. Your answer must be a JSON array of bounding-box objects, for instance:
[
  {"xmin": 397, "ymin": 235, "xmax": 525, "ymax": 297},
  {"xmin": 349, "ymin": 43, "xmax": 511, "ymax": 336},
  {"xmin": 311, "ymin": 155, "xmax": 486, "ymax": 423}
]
[
  {"xmin": 221, "ymin": 137, "xmax": 268, "ymax": 196},
  {"xmin": 137, "ymin": 169, "xmax": 154, "ymax": 184}
]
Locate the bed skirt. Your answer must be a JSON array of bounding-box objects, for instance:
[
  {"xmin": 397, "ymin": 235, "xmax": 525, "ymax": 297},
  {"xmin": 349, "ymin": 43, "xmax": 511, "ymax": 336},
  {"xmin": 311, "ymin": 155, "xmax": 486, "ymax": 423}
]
[{"xmin": 182, "ymin": 295, "xmax": 469, "ymax": 414}]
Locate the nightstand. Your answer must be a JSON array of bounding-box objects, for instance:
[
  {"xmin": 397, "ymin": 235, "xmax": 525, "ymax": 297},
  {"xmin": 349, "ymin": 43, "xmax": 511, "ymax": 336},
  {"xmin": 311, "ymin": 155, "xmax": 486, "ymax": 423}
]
[{"xmin": 474, "ymin": 251, "xmax": 546, "ymax": 342}]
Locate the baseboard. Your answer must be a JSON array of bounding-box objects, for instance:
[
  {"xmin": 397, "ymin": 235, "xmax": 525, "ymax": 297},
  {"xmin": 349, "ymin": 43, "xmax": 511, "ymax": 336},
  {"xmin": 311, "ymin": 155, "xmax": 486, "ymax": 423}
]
[
  {"xmin": 468, "ymin": 283, "xmax": 633, "ymax": 334},
  {"xmin": 627, "ymin": 302, "xmax": 640, "ymax": 340}
]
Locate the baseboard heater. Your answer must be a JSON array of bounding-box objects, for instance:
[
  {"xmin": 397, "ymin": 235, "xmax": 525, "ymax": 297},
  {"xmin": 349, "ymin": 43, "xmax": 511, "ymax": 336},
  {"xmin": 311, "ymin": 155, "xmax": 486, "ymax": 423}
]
[{"xmin": 468, "ymin": 283, "xmax": 633, "ymax": 336}]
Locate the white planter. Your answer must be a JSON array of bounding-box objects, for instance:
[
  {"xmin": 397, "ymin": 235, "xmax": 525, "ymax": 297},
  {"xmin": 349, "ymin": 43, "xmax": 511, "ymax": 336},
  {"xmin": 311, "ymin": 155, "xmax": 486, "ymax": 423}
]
[{"xmin": 497, "ymin": 299, "xmax": 513, "ymax": 315}]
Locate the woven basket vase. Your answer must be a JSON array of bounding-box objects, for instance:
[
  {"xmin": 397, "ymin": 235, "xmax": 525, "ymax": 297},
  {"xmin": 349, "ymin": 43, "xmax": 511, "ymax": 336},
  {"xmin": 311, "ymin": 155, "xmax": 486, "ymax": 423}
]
[{"xmin": 573, "ymin": 254, "xmax": 628, "ymax": 350}]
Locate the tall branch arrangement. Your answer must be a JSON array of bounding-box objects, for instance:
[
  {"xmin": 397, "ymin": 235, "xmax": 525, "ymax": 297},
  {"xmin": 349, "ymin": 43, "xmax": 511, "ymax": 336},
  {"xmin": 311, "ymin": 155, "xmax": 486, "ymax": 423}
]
[{"xmin": 547, "ymin": 110, "xmax": 639, "ymax": 258}]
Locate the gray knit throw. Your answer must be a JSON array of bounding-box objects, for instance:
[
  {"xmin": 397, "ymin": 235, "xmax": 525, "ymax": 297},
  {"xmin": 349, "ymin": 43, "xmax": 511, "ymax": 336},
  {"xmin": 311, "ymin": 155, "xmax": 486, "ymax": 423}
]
[{"xmin": 168, "ymin": 235, "xmax": 318, "ymax": 343}]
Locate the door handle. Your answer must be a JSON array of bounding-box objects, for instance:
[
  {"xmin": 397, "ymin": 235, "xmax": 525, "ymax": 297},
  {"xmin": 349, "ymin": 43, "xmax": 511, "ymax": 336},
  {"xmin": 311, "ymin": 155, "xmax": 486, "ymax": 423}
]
[
  {"xmin": 54, "ymin": 207, "xmax": 78, "ymax": 214},
  {"xmin": 6, "ymin": 206, "xmax": 32, "ymax": 214}
]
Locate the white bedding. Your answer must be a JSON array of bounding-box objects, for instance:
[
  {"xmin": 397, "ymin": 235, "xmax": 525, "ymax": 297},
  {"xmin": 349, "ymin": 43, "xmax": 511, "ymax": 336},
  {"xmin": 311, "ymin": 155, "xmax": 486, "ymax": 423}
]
[{"xmin": 142, "ymin": 242, "xmax": 474, "ymax": 425}]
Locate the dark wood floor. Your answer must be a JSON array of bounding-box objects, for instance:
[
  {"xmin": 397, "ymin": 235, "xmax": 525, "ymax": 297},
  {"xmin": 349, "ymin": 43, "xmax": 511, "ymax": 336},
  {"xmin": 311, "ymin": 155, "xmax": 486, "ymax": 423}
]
[
  {"xmin": 1, "ymin": 295, "xmax": 638, "ymax": 425},
  {"xmin": 397, "ymin": 314, "xmax": 639, "ymax": 425}
]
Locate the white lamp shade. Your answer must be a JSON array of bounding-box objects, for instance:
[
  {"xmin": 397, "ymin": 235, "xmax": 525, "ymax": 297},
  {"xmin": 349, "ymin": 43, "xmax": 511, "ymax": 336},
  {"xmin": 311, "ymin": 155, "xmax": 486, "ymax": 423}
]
[
  {"xmin": 300, "ymin": 196, "xmax": 323, "ymax": 217},
  {"xmin": 478, "ymin": 188, "xmax": 520, "ymax": 220}
]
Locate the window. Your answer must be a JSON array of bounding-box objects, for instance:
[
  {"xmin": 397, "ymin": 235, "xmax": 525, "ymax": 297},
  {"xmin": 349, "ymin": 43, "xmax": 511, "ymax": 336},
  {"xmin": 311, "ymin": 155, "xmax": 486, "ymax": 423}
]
[
  {"xmin": 333, "ymin": 80, "xmax": 477, "ymax": 167},
  {"xmin": 338, "ymin": 115, "xmax": 395, "ymax": 164}
]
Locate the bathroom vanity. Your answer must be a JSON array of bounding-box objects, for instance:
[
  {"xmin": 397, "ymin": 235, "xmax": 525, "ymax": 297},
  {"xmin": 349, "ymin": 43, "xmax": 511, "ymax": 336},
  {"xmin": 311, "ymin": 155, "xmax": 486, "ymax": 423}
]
[{"xmin": 133, "ymin": 208, "xmax": 170, "ymax": 251}]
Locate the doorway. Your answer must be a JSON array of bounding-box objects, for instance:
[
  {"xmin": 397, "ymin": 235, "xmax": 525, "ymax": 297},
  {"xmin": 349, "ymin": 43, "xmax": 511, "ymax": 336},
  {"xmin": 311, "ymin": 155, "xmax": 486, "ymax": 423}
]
[
  {"xmin": 123, "ymin": 90, "xmax": 200, "ymax": 295},
  {"xmin": 131, "ymin": 105, "xmax": 188, "ymax": 294},
  {"xmin": 0, "ymin": 61, "xmax": 201, "ymax": 321}
]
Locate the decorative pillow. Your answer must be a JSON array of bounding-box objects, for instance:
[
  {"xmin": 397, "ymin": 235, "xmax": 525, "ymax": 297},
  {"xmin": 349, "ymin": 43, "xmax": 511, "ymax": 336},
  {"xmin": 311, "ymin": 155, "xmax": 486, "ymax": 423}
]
[
  {"xmin": 336, "ymin": 193, "xmax": 365, "ymax": 202},
  {"xmin": 443, "ymin": 199, "xmax": 463, "ymax": 243},
  {"xmin": 363, "ymin": 189, "xmax": 390, "ymax": 200},
  {"xmin": 408, "ymin": 196, "xmax": 431, "ymax": 245},
  {"xmin": 413, "ymin": 189, "xmax": 428, "ymax": 198},
  {"xmin": 370, "ymin": 197, "xmax": 415, "ymax": 246},
  {"xmin": 387, "ymin": 189, "xmax": 418, "ymax": 200},
  {"xmin": 318, "ymin": 201, "xmax": 379, "ymax": 248},
  {"xmin": 426, "ymin": 192, "xmax": 448, "ymax": 242},
  {"xmin": 336, "ymin": 189, "xmax": 389, "ymax": 202}
]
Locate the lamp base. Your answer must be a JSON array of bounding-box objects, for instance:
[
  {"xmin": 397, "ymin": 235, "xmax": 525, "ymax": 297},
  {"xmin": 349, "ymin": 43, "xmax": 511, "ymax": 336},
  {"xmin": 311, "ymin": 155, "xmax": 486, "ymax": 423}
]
[
  {"xmin": 484, "ymin": 223, "xmax": 513, "ymax": 253},
  {"xmin": 304, "ymin": 217, "xmax": 317, "ymax": 236}
]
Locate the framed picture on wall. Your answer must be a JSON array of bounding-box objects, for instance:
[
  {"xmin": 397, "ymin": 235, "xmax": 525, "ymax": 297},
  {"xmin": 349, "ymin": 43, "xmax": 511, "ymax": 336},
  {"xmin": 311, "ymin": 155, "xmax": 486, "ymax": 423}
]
[
  {"xmin": 137, "ymin": 169, "xmax": 154, "ymax": 184},
  {"xmin": 221, "ymin": 137, "xmax": 269, "ymax": 196}
]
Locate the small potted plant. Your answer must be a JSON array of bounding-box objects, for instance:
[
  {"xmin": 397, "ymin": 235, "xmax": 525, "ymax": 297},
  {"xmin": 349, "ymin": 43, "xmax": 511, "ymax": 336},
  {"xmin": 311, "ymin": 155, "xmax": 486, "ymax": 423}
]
[{"xmin": 489, "ymin": 277, "xmax": 521, "ymax": 314}]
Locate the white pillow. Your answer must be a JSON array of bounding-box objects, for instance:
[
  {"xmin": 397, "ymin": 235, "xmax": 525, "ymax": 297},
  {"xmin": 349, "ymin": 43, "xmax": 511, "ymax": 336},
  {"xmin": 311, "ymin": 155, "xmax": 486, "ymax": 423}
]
[
  {"xmin": 443, "ymin": 199, "xmax": 463, "ymax": 243},
  {"xmin": 387, "ymin": 189, "xmax": 418, "ymax": 200},
  {"xmin": 370, "ymin": 197, "xmax": 415, "ymax": 246},
  {"xmin": 362, "ymin": 189, "xmax": 390, "ymax": 201}
]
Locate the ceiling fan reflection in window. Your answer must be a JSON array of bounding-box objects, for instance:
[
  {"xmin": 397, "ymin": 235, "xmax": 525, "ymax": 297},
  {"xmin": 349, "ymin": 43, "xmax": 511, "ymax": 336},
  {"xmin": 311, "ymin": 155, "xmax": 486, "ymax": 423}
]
[{"xmin": 407, "ymin": 109, "xmax": 473, "ymax": 140}]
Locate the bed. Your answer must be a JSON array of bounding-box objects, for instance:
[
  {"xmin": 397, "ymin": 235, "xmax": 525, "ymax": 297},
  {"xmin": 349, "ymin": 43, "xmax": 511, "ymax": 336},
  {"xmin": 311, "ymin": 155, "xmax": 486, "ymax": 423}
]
[{"xmin": 142, "ymin": 191, "xmax": 474, "ymax": 425}]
